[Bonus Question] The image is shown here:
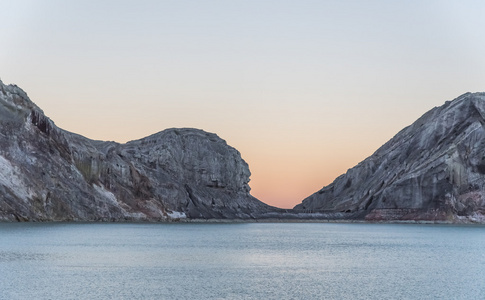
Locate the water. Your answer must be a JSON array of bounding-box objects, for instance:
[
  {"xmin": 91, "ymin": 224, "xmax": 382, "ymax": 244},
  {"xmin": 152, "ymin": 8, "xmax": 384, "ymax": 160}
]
[{"xmin": 0, "ymin": 223, "xmax": 484, "ymax": 300}]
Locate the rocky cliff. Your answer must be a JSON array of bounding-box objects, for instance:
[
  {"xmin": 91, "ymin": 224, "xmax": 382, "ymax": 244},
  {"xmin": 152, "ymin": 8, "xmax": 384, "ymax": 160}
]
[
  {"xmin": 0, "ymin": 80, "xmax": 278, "ymax": 221},
  {"xmin": 295, "ymin": 92, "xmax": 485, "ymax": 223}
]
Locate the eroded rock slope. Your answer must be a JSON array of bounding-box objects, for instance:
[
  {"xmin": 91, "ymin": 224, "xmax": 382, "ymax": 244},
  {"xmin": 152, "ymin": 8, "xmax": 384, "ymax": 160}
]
[
  {"xmin": 0, "ymin": 80, "xmax": 277, "ymax": 221},
  {"xmin": 295, "ymin": 92, "xmax": 485, "ymax": 223}
]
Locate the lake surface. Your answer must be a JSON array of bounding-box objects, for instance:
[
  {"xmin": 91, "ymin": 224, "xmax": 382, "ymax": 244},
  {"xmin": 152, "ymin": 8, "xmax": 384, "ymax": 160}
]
[{"xmin": 0, "ymin": 222, "xmax": 484, "ymax": 299}]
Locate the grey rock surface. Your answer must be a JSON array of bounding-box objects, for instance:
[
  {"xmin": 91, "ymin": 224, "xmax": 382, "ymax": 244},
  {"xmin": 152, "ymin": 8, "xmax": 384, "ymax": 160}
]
[
  {"xmin": 0, "ymin": 80, "xmax": 278, "ymax": 221},
  {"xmin": 295, "ymin": 92, "xmax": 485, "ymax": 223}
]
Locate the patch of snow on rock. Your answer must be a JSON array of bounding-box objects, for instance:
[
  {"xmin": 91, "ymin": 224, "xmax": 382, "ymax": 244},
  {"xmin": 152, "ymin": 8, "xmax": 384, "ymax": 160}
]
[
  {"xmin": 0, "ymin": 155, "xmax": 32, "ymax": 201},
  {"xmin": 93, "ymin": 183, "xmax": 118, "ymax": 205},
  {"xmin": 167, "ymin": 211, "xmax": 186, "ymax": 219}
]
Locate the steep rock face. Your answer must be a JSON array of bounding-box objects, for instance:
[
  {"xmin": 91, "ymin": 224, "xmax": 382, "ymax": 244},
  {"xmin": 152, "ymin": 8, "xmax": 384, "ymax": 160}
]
[
  {"xmin": 295, "ymin": 92, "xmax": 485, "ymax": 223},
  {"xmin": 0, "ymin": 80, "xmax": 276, "ymax": 221}
]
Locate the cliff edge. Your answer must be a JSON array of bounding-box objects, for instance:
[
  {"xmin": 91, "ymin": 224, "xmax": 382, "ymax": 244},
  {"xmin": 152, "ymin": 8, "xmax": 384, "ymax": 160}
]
[
  {"xmin": 295, "ymin": 92, "xmax": 485, "ymax": 223},
  {"xmin": 0, "ymin": 80, "xmax": 277, "ymax": 221}
]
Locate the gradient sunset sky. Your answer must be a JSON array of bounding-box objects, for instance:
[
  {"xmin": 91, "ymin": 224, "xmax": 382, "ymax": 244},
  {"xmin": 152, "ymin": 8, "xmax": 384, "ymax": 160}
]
[{"xmin": 1, "ymin": 0, "xmax": 484, "ymax": 208}]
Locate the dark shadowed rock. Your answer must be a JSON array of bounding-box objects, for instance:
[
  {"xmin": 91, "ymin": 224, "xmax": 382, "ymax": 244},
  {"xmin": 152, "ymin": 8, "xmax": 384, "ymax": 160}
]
[
  {"xmin": 295, "ymin": 92, "xmax": 485, "ymax": 223},
  {"xmin": 0, "ymin": 80, "xmax": 278, "ymax": 221}
]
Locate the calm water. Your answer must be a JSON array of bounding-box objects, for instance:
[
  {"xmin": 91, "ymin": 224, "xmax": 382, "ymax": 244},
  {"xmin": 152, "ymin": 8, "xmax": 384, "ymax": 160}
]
[{"xmin": 0, "ymin": 222, "xmax": 484, "ymax": 300}]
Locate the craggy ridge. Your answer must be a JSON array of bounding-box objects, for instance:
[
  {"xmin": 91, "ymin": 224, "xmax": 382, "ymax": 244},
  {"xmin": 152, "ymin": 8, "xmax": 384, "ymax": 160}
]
[
  {"xmin": 295, "ymin": 92, "xmax": 485, "ymax": 223},
  {"xmin": 2, "ymin": 79, "xmax": 485, "ymax": 223},
  {"xmin": 0, "ymin": 80, "xmax": 279, "ymax": 221}
]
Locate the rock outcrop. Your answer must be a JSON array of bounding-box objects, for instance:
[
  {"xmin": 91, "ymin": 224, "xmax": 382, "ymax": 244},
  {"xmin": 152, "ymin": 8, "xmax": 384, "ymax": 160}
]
[
  {"xmin": 0, "ymin": 80, "xmax": 278, "ymax": 221},
  {"xmin": 295, "ymin": 92, "xmax": 485, "ymax": 223}
]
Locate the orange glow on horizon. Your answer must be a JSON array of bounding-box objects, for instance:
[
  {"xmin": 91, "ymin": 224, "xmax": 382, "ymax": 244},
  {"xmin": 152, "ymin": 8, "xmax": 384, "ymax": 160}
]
[{"xmin": 239, "ymin": 140, "xmax": 382, "ymax": 209}]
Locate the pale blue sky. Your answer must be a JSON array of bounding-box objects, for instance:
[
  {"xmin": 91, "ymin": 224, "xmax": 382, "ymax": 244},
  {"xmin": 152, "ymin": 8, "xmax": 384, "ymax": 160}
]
[{"xmin": 1, "ymin": 0, "xmax": 484, "ymax": 208}]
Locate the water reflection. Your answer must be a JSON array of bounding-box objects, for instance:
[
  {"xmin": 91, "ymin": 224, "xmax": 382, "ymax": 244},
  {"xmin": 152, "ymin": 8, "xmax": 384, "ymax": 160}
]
[{"xmin": 0, "ymin": 223, "xmax": 484, "ymax": 299}]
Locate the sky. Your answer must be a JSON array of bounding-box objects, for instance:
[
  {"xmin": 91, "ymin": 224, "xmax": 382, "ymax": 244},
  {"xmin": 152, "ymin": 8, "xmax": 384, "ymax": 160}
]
[{"xmin": 1, "ymin": 0, "xmax": 485, "ymax": 208}]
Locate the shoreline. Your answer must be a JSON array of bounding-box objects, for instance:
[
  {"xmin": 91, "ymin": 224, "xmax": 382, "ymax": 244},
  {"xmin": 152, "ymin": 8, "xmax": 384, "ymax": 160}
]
[{"xmin": 1, "ymin": 218, "xmax": 484, "ymax": 225}]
